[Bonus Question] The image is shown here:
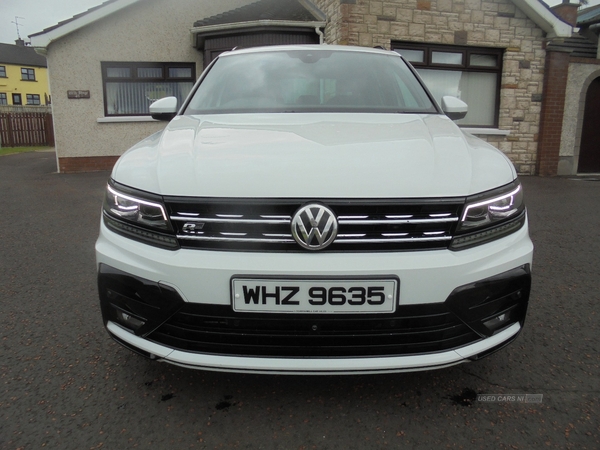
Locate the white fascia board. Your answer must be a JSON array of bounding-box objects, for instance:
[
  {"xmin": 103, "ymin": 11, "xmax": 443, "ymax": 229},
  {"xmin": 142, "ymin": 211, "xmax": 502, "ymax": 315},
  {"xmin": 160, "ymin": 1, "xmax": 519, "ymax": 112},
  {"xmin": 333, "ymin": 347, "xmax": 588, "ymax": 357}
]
[
  {"xmin": 511, "ymin": 0, "xmax": 572, "ymax": 38},
  {"xmin": 191, "ymin": 19, "xmax": 327, "ymax": 37},
  {"xmin": 30, "ymin": 0, "xmax": 143, "ymax": 49}
]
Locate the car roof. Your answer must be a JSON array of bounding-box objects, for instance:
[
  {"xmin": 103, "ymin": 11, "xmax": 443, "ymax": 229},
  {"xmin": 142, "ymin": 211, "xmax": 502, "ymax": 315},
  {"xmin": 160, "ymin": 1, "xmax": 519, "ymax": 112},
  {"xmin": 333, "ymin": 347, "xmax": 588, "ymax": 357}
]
[{"xmin": 218, "ymin": 44, "xmax": 400, "ymax": 59}]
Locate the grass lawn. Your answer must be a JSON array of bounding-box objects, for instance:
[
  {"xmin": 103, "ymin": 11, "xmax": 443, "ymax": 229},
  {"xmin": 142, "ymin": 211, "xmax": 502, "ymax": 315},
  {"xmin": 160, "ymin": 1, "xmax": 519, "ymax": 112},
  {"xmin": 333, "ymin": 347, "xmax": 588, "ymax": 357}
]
[{"xmin": 0, "ymin": 146, "xmax": 54, "ymax": 157}]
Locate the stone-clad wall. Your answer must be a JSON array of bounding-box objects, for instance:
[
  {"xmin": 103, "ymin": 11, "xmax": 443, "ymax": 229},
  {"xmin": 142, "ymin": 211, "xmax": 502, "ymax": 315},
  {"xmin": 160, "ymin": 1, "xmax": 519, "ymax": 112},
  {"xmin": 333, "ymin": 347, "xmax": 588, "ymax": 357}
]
[{"xmin": 314, "ymin": 0, "xmax": 547, "ymax": 175}]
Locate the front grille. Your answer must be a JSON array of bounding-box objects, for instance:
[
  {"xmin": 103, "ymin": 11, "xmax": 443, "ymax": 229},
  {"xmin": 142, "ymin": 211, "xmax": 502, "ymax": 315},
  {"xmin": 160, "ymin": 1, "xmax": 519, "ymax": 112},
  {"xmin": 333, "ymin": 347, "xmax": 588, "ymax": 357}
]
[
  {"xmin": 164, "ymin": 198, "xmax": 464, "ymax": 251},
  {"xmin": 146, "ymin": 303, "xmax": 481, "ymax": 357}
]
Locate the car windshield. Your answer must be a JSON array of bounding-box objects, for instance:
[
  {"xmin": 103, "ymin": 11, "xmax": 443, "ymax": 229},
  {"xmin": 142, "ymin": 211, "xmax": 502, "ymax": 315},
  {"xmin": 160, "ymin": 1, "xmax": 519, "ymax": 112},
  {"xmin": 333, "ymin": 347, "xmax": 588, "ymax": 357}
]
[{"xmin": 184, "ymin": 49, "xmax": 438, "ymax": 115}]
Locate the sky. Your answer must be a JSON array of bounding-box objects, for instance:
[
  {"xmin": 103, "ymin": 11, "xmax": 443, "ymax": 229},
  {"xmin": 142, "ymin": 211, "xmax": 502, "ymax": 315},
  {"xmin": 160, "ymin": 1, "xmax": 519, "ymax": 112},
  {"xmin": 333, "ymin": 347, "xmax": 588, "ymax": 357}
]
[
  {"xmin": 1, "ymin": 0, "xmax": 599, "ymax": 46},
  {"xmin": 0, "ymin": 0, "xmax": 102, "ymax": 45}
]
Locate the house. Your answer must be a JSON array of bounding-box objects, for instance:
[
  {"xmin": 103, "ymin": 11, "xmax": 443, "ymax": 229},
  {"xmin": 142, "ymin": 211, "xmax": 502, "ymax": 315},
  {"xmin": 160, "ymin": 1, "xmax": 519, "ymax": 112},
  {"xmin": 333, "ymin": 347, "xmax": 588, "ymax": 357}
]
[
  {"xmin": 29, "ymin": 0, "xmax": 593, "ymax": 175},
  {"xmin": 0, "ymin": 40, "xmax": 50, "ymax": 107}
]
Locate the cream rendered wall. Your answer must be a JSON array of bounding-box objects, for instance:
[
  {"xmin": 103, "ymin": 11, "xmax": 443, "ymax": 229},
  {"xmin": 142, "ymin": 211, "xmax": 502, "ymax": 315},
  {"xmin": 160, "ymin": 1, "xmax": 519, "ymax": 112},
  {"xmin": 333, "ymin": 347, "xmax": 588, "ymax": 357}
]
[
  {"xmin": 558, "ymin": 62, "xmax": 600, "ymax": 175},
  {"xmin": 46, "ymin": 0, "xmax": 248, "ymax": 163}
]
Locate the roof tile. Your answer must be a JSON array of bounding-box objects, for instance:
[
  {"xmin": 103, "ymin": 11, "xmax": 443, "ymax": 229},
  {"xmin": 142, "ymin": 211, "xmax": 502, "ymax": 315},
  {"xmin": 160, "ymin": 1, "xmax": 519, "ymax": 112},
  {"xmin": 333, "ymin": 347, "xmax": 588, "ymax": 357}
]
[
  {"xmin": 0, "ymin": 42, "xmax": 47, "ymax": 67},
  {"xmin": 194, "ymin": 0, "xmax": 321, "ymax": 27},
  {"xmin": 547, "ymin": 33, "xmax": 598, "ymax": 59}
]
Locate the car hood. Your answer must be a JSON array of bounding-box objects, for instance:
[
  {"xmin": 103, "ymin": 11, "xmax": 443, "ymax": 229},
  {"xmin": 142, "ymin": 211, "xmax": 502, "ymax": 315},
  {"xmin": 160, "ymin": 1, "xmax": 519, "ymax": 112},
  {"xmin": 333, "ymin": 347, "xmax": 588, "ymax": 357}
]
[{"xmin": 112, "ymin": 113, "xmax": 516, "ymax": 198}]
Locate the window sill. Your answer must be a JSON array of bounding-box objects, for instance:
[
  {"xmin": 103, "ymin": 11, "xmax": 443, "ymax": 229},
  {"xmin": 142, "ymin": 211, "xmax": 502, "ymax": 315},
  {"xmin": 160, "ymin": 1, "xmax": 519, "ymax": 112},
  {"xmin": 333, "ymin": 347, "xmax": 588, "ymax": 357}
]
[
  {"xmin": 97, "ymin": 116, "xmax": 158, "ymax": 123},
  {"xmin": 461, "ymin": 128, "xmax": 510, "ymax": 136}
]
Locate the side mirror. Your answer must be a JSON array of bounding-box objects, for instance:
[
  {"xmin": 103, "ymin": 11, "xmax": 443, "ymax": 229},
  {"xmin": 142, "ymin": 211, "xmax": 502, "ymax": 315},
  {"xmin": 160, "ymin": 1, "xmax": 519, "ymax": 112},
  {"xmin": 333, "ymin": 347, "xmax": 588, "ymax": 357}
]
[
  {"xmin": 441, "ymin": 96, "xmax": 468, "ymax": 121},
  {"xmin": 149, "ymin": 96, "xmax": 178, "ymax": 121}
]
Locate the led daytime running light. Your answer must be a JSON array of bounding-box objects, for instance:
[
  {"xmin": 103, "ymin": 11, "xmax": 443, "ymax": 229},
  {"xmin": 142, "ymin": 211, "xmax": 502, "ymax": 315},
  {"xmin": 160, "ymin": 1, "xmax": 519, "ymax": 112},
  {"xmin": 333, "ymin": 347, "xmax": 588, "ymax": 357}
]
[
  {"xmin": 107, "ymin": 185, "xmax": 168, "ymax": 222},
  {"xmin": 461, "ymin": 184, "xmax": 522, "ymax": 222}
]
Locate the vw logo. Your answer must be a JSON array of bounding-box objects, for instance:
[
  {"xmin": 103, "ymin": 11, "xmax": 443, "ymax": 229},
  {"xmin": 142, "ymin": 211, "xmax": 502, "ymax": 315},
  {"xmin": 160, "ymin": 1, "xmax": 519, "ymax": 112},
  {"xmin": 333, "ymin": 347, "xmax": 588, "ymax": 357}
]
[{"xmin": 291, "ymin": 204, "xmax": 338, "ymax": 251}]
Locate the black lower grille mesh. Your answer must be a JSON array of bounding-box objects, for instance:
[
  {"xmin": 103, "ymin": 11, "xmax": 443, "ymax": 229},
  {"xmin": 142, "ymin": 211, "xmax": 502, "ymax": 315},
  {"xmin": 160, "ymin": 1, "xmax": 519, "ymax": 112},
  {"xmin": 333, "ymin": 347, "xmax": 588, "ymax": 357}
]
[{"xmin": 147, "ymin": 304, "xmax": 481, "ymax": 357}]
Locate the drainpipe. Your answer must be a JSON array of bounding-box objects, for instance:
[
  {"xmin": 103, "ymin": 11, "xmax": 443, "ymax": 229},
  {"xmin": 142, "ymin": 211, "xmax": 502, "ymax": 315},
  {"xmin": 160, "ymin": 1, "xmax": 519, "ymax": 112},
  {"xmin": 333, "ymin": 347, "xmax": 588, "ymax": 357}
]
[
  {"xmin": 315, "ymin": 27, "xmax": 324, "ymax": 44},
  {"xmin": 591, "ymin": 23, "xmax": 600, "ymax": 59}
]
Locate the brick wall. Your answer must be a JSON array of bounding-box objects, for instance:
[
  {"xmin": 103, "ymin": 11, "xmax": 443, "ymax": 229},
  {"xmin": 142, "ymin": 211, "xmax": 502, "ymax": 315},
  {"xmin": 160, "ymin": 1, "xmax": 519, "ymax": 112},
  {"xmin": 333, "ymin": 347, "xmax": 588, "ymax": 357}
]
[
  {"xmin": 314, "ymin": 0, "xmax": 547, "ymax": 174},
  {"xmin": 537, "ymin": 49, "xmax": 571, "ymax": 176},
  {"xmin": 59, "ymin": 156, "xmax": 119, "ymax": 173}
]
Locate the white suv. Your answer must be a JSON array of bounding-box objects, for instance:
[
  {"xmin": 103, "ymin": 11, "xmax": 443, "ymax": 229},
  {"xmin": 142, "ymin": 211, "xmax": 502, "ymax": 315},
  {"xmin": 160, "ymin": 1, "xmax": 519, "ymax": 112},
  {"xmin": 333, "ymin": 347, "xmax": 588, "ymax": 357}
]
[{"xmin": 96, "ymin": 45, "xmax": 533, "ymax": 375}]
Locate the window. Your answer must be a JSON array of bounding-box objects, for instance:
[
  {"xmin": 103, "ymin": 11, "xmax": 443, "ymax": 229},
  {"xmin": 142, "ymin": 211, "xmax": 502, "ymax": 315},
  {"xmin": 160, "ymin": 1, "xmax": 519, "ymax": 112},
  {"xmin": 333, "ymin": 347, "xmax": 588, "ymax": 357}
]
[
  {"xmin": 393, "ymin": 43, "xmax": 503, "ymax": 127},
  {"xmin": 26, "ymin": 94, "xmax": 41, "ymax": 105},
  {"xmin": 101, "ymin": 62, "xmax": 196, "ymax": 116},
  {"xmin": 21, "ymin": 68, "xmax": 36, "ymax": 81},
  {"xmin": 0, "ymin": 93, "xmax": 7, "ymax": 105},
  {"xmin": 0, "ymin": 66, "xmax": 6, "ymax": 78},
  {"xmin": 12, "ymin": 93, "xmax": 22, "ymax": 105},
  {"xmin": 185, "ymin": 50, "xmax": 436, "ymax": 115}
]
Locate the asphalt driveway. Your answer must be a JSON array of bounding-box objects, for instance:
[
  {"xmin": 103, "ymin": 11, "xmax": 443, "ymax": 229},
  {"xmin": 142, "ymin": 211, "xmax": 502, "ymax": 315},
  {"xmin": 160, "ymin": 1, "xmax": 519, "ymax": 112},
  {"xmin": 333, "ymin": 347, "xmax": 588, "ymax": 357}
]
[{"xmin": 1, "ymin": 150, "xmax": 599, "ymax": 449}]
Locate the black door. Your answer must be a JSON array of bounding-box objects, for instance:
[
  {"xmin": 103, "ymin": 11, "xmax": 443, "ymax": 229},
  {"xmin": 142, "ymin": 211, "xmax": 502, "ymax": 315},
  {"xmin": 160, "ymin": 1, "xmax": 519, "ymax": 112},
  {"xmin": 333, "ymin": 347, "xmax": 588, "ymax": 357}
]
[{"xmin": 578, "ymin": 77, "xmax": 600, "ymax": 173}]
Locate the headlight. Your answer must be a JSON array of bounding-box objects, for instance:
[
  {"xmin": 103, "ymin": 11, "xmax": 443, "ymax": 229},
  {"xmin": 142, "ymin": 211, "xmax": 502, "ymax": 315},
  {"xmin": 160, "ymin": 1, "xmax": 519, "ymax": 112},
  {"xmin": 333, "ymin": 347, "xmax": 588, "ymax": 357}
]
[
  {"xmin": 102, "ymin": 181, "xmax": 179, "ymax": 249},
  {"xmin": 105, "ymin": 184, "xmax": 169, "ymax": 229},
  {"xmin": 450, "ymin": 181, "xmax": 526, "ymax": 250}
]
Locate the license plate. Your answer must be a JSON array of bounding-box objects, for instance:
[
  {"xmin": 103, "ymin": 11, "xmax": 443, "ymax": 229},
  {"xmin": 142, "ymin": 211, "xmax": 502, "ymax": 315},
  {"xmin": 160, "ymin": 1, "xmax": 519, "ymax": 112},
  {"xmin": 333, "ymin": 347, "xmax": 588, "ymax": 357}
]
[{"xmin": 231, "ymin": 277, "xmax": 398, "ymax": 314}]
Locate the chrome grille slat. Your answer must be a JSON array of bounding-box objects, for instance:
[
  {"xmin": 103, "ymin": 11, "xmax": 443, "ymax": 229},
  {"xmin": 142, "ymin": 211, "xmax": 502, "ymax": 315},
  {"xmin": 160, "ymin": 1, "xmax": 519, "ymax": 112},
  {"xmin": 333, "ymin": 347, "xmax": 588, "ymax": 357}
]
[
  {"xmin": 171, "ymin": 216, "xmax": 291, "ymax": 224},
  {"xmin": 165, "ymin": 198, "xmax": 464, "ymax": 251},
  {"xmin": 176, "ymin": 234, "xmax": 451, "ymax": 243},
  {"xmin": 338, "ymin": 217, "xmax": 458, "ymax": 225},
  {"xmin": 335, "ymin": 236, "xmax": 452, "ymax": 244},
  {"xmin": 176, "ymin": 235, "xmax": 296, "ymax": 243}
]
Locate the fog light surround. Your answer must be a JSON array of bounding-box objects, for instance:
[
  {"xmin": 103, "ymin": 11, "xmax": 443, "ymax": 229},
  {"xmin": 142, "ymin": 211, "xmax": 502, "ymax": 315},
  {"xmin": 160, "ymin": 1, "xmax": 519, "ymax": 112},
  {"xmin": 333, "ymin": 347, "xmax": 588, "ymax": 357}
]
[
  {"xmin": 482, "ymin": 308, "xmax": 518, "ymax": 334},
  {"xmin": 444, "ymin": 265, "xmax": 531, "ymax": 338},
  {"xmin": 114, "ymin": 306, "xmax": 146, "ymax": 333}
]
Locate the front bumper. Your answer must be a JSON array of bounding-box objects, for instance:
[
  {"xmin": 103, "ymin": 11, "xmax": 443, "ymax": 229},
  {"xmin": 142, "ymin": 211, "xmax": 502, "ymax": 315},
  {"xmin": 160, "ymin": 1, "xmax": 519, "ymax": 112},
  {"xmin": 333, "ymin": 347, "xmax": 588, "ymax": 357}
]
[{"xmin": 96, "ymin": 218, "xmax": 533, "ymax": 374}]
